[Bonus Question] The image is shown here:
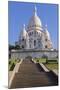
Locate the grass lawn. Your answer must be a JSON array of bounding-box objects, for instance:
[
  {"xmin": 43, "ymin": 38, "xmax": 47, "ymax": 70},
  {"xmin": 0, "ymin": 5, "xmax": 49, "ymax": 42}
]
[
  {"xmin": 34, "ymin": 58, "xmax": 46, "ymax": 63},
  {"xmin": 44, "ymin": 63, "xmax": 58, "ymax": 70},
  {"xmin": 34, "ymin": 57, "xmax": 58, "ymax": 64},
  {"xmin": 34, "ymin": 58, "xmax": 58, "ymax": 70}
]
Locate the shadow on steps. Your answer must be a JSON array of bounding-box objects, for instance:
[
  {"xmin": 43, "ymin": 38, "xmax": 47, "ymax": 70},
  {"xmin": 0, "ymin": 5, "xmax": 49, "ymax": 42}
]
[
  {"xmin": 45, "ymin": 70, "xmax": 58, "ymax": 86},
  {"xmin": 36, "ymin": 63, "xmax": 44, "ymax": 72}
]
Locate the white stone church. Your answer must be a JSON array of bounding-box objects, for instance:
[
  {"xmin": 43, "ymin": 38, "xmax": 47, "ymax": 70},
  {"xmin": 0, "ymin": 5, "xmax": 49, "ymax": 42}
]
[
  {"xmin": 16, "ymin": 6, "xmax": 52, "ymax": 50},
  {"xmin": 11, "ymin": 6, "xmax": 58, "ymax": 59}
]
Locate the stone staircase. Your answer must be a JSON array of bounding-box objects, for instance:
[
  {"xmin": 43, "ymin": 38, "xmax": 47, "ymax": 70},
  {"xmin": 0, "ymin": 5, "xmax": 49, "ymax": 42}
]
[{"xmin": 9, "ymin": 59, "xmax": 58, "ymax": 88}]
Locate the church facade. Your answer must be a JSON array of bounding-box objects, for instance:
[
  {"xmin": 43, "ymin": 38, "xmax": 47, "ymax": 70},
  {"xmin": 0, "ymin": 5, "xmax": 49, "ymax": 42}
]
[
  {"xmin": 11, "ymin": 6, "xmax": 58, "ymax": 59},
  {"xmin": 17, "ymin": 6, "xmax": 52, "ymax": 50}
]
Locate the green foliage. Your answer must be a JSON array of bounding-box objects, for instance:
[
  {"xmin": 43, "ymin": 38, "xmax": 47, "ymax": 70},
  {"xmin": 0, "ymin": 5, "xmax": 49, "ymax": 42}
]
[
  {"xmin": 15, "ymin": 45, "xmax": 20, "ymax": 49},
  {"xmin": 34, "ymin": 57, "xmax": 58, "ymax": 64},
  {"xmin": 9, "ymin": 44, "xmax": 21, "ymax": 51},
  {"xmin": 9, "ymin": 59, "xmax": 20, "ymax": 71},
  {"xmin": 10, "ymin": 63, "xmax": 15, "ymax": 71},
  {"xmin": 9, "ymin": 45, "xmax": 15, "ymax": 51},
  {"xmin": 34, "ymin": 58, "xmax": 46, "ymax": 63},
  {"xmin": 44, "ymin": 63, "xmax": 58, "ymax": 70},
  {"xmin": 9, "ymin": 61, "xmax": 11, "ymax": 64}
]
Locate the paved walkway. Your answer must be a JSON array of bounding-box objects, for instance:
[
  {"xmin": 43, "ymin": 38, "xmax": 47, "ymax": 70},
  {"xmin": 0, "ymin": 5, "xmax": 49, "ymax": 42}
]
[{"xmin": 9, "ymin": 59, "xmax": 58, "ymax": 88}]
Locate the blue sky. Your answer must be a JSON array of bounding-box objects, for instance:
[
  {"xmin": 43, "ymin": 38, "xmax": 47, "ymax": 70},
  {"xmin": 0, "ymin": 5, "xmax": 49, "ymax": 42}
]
[{"xmin": 8, "ymin": 1, "xmax": 58, "ymax": 49}]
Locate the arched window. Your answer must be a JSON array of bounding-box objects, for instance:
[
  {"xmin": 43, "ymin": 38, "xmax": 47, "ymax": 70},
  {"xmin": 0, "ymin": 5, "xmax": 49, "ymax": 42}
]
[
  {"xmin": 29, "ymin": 32, "xmax": 33, "ymax": 36},
  {"xmin": 38, "ymin": 39, "xmax": 41, "ymax": 47},
  {"xmin": 45, "ymin": 38, "xmax": 47, "ymax": 41},
  {"xmin": 32, "ymin": 32, "xmax": 33, "ymax": 35},
  {"xmin": 45, "ymin": 45, "xmax": 47, "ymax": 48},
  {"xmin": 22, "ymin": 38, "xmax": 24, "ymax": 41},
  {"xmin": 22, "ymin": 45, "xmax": 24, "ymax": 48},
  {"xmin": 37, "ymin": 32, "xmax": 38, "ymax": 34},
  {"xmin": 34, "ymin": 40, "xmax": 36, "ymax": 46}
]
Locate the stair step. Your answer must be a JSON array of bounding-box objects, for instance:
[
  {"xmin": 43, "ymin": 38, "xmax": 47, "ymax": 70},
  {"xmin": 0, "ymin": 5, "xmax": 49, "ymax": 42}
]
[{"xmin": 9, "ymin": 59, "xmax": 58, "ymax": 88}]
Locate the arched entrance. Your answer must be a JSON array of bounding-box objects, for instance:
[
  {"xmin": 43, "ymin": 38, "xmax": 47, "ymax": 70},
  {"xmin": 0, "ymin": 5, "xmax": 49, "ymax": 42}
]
[{"xmin": 25, "ymin": 56, "xmax": 32, "ymax": 60}]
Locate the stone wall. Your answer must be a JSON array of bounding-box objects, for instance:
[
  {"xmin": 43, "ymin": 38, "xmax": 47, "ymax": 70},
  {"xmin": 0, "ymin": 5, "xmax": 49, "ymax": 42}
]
[{"xmin": 11, "ymin": 49, "xmax": 58, "ymax": 60}]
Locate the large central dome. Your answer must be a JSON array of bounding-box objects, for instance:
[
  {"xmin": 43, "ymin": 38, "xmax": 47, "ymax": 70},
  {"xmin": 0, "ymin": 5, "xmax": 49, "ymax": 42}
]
[{"xmin": 27, "ymin": 6, "xmax": 42, "ymax": 30}]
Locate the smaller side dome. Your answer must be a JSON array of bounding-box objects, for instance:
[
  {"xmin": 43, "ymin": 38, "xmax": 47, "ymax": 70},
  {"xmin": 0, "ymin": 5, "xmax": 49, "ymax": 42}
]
[
  {"xmin": 45, "ymin": 24, "xmax": 50, "ymax": 40},
  {"xmin": 21, "ymin": 24, "xmax": 28, "ymax": 39}
]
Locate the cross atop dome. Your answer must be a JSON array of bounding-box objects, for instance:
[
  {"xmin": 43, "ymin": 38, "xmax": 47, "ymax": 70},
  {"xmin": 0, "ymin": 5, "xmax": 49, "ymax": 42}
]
[{"xmin": 34, "ymin": 5, "xmax": 37, "ymax": 16}]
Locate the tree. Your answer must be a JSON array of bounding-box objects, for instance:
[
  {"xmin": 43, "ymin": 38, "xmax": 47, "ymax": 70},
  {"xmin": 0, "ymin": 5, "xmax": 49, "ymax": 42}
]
[
  {"xmin": 15, "ymin": 45, "xmax": 20, "ymax": 49},
  {"xmin": 9, "ymin": 44, "xmax": 15, "ymax": 51}
]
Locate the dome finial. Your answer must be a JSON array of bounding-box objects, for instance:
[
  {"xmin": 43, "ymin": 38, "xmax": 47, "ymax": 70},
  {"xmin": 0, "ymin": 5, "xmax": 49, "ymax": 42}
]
[
  {"xmin": 23, "ymin": 23, "xmax": 25, "ymax": 28},
  {"xmin": 34, "ymin": 5, "xmax": 37, "ymax": 16},
  {"xmin": 23, "ymin": 24, "xmax": 25, "ymax": 30}
]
